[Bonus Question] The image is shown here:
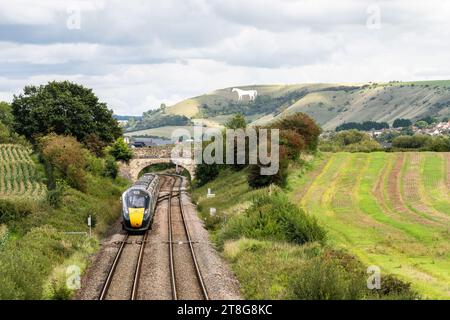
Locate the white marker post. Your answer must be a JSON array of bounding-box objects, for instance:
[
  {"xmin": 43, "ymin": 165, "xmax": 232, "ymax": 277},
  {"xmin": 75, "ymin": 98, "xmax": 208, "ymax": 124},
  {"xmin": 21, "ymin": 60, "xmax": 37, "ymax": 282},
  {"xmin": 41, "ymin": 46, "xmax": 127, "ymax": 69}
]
[
  {"xmin": 87, "ymin": 215, "xmax": 92, "ymax": 237},
  {"xmin": 210, "ymin": 208, "xmax": 216, "ymax": 216},
  {"xmin": 207, "ymin": 188, "xmax": 215, "ymax": 198}
]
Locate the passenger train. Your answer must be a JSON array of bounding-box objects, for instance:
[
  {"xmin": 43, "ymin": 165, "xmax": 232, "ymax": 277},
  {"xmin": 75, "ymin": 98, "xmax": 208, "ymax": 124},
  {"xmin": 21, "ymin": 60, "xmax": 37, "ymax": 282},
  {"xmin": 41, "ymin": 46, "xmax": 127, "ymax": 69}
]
[{"xmin": 121, "ymin": 173, "xmax": 161, "ymax": 232}]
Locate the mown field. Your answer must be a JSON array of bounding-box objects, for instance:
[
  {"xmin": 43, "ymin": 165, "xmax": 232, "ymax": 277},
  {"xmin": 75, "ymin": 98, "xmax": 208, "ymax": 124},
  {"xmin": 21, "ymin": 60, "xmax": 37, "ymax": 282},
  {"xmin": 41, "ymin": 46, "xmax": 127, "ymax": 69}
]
[
  {"xmin": 0, "ymin": 144, "xmax": 46, "ymax": 198},
  {"xmin": 288, "ymin": 152, "xmax": 450, "ymax": 298}
]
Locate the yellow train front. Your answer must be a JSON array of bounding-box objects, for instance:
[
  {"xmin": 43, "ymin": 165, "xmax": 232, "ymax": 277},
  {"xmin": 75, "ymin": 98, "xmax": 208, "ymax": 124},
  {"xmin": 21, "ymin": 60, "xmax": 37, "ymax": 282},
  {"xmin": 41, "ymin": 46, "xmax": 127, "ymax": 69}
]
[{"xmin": 122, "ymin": 174, "xmax": 160, "ymax": 233}]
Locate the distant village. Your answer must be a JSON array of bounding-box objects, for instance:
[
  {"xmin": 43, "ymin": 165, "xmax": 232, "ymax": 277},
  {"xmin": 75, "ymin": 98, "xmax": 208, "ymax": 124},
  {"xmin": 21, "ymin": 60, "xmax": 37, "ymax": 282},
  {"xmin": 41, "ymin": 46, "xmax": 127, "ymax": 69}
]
[{"xmin": 371, "ymin": 120, "xmax": 450, "ymax": 137}]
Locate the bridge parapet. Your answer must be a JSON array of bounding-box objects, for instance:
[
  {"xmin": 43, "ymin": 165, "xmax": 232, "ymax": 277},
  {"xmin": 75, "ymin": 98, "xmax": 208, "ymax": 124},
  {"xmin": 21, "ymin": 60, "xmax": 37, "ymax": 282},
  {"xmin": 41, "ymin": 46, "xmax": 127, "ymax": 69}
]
[
  {"xmin": 132, "ymin": 145, "xmax": 175, "ymax": 159},
  {"xmin": 119, "ymin": 145, "xmax": 196, "ymax": 182}
]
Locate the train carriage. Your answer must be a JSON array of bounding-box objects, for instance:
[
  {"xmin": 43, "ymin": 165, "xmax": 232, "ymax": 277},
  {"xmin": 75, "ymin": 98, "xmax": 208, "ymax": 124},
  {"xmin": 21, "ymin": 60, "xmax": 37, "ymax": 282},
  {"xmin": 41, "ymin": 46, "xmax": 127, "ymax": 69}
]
[{"xmin": 121, "ymin": 173, "xmax": 161, "ymax": 232}]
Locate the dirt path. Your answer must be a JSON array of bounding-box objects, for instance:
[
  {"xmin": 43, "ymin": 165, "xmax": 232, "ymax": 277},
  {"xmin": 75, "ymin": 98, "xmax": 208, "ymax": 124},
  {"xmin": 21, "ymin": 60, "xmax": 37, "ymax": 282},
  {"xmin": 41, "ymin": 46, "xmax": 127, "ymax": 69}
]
[{"xmin": 76, "ymin": 176, "xmax": 241, "ymax": 300}]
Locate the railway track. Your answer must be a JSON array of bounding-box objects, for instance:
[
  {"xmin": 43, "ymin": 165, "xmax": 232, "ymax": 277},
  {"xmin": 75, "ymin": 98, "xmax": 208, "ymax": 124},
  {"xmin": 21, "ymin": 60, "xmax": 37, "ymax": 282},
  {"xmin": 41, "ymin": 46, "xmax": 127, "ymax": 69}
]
[
  {"xmin": 168, "ymin": 175, "xmax": 209, "ymax": 300},
  {"xmin": 98, "ymin": 174, "xmax": 208, "ymax": 300}
]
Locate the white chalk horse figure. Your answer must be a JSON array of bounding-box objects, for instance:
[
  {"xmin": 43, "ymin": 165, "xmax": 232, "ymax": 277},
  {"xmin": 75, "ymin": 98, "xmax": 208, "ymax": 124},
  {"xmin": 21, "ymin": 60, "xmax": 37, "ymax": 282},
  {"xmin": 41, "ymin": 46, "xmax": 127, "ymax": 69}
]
[{"xmin": 232, "ymin": 88, "xmax": 258, "ymax": 102}]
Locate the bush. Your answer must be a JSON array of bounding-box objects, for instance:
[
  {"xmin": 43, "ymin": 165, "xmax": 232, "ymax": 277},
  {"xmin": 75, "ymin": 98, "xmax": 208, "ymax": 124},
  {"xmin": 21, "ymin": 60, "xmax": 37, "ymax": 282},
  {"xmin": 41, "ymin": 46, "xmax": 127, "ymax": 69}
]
[
  {"xmin": 103, "ymin": 156, "xmax": 118, "ymax": 179},
  {"xmin": 0, "ymin": 226, "xmax": 75, "ymax": 299},
  {"xmin": 336, "ymin": 121, "xmax": 389, "ymax": 132},
  {"xmin": 194, "ymin": 163, "xmax": 221, "ymax": 187},
  {"xmin": 217, "ymin": 190, "xmax": 326, "ymax": 247},
  {"xmin": 320, "ymin": 130, "xmax": 382, "ymax": 152},
  {"xmin": 392, "ymin": 134, "xmax": 430, "ymax": 149},
  {"xmin": 271, "ymin": 112, "xmax": 322, "ymax": 151},
  {"xmin": 38, "ymin": 134, "xmax": 88, "ymax": 191},
  {"xmin": 393, "ymin": 118, "xmax": 412, "ymax": 128},
  {"xmin": 0, "ymin": 200, "xmax": 35, "ymax": 225},
  {"xmin": 46, "ymin": 180, "xmax": 66, "ymax": 208},
  {"xmin": 291, "ymin": 255, "xmax": 366, "ymax": 299},
  {"xmin": 107, "ymin": 137, "xmax": 133, "ymax": 163}
]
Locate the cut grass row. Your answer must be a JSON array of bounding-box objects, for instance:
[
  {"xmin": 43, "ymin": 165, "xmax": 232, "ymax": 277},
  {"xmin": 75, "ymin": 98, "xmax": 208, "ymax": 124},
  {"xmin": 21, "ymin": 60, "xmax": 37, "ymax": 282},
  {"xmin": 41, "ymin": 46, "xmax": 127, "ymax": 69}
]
[
  {"xmin": 288, "ymin": 152, "xmax": 450, "ymax": 299},
  {"xmin": 0, "ymin": 144, "xmax": 46, "ymax": 199}
]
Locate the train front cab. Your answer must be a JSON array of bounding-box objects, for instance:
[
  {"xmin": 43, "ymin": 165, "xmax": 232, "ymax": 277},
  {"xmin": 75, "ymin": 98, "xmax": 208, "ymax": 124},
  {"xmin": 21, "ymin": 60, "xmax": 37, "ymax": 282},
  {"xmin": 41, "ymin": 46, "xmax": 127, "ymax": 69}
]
[{"xmin": 122, "ymin": 188, "xmax": 153, "ymax": 233}]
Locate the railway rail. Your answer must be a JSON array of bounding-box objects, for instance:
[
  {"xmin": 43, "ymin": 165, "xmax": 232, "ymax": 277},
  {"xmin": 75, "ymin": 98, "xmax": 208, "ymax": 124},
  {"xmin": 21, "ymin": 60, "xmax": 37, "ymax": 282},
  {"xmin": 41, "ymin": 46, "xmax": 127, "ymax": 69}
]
[{"xmin": 98, "ymin": 174, "xmax": 208, "ymax": 300}]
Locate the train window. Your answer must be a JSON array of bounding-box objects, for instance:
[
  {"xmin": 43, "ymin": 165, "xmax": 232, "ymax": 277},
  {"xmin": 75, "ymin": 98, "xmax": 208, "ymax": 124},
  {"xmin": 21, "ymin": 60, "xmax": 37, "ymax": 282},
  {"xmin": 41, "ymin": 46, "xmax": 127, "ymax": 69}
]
[{"xmin": 126, "ymin": 193, "xmax": 149, "ymax": 208}]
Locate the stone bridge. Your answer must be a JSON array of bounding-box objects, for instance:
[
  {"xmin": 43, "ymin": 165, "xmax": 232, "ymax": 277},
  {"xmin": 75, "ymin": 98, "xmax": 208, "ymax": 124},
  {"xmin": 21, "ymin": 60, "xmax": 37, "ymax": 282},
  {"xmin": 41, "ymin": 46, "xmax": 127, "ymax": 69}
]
[{"xmin": 118, "ymin": 145, "xmax": 196, "ymax": 182}]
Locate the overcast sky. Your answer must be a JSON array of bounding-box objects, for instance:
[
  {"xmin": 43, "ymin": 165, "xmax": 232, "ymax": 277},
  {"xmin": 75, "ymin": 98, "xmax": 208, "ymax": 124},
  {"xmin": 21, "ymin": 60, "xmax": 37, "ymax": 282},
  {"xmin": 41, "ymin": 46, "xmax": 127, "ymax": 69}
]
[{"xmin": 1, "ymin": 0, "xmax": 450, "ymax": 115}]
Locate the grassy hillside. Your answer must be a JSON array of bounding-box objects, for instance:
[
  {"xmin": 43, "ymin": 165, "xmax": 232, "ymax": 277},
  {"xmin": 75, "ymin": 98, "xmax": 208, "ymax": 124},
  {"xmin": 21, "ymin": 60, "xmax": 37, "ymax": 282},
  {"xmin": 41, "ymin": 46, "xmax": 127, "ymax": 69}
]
[
  {"xmin": 126, "ymin": 80, "xmax": 450, "ymax": 136},
  {"xmin": 288, "ymin": 152, "xmax": 450, "ymax": 298}
]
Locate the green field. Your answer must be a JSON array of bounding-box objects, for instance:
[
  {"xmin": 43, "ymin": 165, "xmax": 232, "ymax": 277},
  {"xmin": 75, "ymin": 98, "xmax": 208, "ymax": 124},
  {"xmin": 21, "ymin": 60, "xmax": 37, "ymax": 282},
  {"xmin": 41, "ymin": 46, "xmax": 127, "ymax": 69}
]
[
  {"xmin": 288, "ymin": 152, "xmax": 450, "ymax": 298},
  {"xmin": 0, "ymin": 144, "xmax": 46, "ymax": 199}
]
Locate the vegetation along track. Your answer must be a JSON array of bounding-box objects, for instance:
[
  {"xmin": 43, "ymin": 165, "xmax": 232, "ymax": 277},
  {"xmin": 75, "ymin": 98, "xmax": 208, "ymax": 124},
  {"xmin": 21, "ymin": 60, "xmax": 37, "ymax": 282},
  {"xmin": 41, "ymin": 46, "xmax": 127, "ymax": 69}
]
[{"xmin": 98, "ymin": 174, "xmax": 208, "ymax": 300}]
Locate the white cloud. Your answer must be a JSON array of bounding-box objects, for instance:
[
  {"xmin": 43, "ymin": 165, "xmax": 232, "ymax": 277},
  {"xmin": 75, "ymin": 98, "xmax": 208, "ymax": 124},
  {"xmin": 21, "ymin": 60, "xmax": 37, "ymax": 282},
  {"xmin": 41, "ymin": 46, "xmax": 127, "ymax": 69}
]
[{"xmin": 1, "ymin": 0, "xmax": 450, "ymax": 114}]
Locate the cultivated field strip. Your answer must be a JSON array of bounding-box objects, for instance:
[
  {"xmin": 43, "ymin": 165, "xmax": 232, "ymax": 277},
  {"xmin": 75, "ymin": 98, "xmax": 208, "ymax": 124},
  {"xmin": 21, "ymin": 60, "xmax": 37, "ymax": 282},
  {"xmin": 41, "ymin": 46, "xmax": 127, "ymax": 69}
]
[
  {"xmin": 0, "ymin": 144, "xmax": 46, "ymax": 198},
  {"xmin": 292, "ymin": 152, "xmax": 450, "ymax": 298}
]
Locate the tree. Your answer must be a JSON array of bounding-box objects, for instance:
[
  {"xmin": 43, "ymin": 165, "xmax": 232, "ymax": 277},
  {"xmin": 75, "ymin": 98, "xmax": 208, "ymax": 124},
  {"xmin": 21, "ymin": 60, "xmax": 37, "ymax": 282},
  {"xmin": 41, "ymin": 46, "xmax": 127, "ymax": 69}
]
[
  {"xmin": 224, "ymin": 113, "xmax": 248, "ymax": 171},
  {"xmin": 247, "ymin": 146, "xmax": 289, "ymax": 188},
  {"xmin": 0, "ymin": 102, "xmax": 30, "ymax": 146},
  {"xmin": 271, "ymin": 112, "xmax": 322, "ymax": 151},
  {"xmin": 194, "ymin": 162, "xmax": 221, "ymax": 187},
  {"xmin": 225, "ymin": 113, "xmax": 247, "ymax": 129},
  {"xmin": 415, "ymin": 120, "xmax": 428, "ymax": 129},
  {"xmin": 417, "ymin": 116, "xmax": 436, "ymax": 125},
  {"xmin": 392, "ymin": 118, "xmax": 412, "ymax": 128},
  {"xmin": 0, "ymin": 102, "xmax": 13, "ymax": 128},
  {"xmin": 38, "ymin": 134, "xmax": 88, "ymax": 191},
  {"xmin": 107, "ymin": 138, "xmax": 133, "ymax": 163},
  {"xmin": 12, "ymin": 81, "xmax": 122, "ymax": 145}
]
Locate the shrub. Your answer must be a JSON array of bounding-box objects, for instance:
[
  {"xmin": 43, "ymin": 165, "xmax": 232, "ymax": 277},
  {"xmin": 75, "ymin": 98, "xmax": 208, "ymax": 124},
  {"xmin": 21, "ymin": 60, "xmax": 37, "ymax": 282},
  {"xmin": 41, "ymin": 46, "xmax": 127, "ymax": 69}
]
[
  {"xmin": 194, "ymin": 162, "xmax": 221, "ymax": 187},
  {"xmin": 38, "ymin": 134, "xmax": 88, "ymax": 191},
  {"xmin": 320, "ymin": 130, "xmax": 382, "ymax": 152},
  {"xmin": 271, "ymin": 112, "xmax": 322, "ymax": 150},
  {"xmin": 0, "ymin": 199, "xmax": 35, "ymax": 225},
  {"xmin": 103, "ymin": 156, "xmax": 118, "ymax": 179},
  {"xmin": 392, "ymin": 118, "xmax": 412, "ymax": 128},
  {"xmin": 370, "ymin": 274, "xmax": 419, "ymax": 299},
  {"xmin": 217, "ymin": 190, "xmax": 326, "ymax": 247},
  {"xmin": 225, "ymin": 113, "xmax": 247, "ymax": 129},
  {"xmin": 107, "ymin": 137, "xmax": 133, "ymax": 163},
  {"xmin": 279, "ymin": 129, "xmax": 305, "ymax": 160},
  {"xmin": 290, "ymin": 255, "xmax": 366, "ymax": 299},
  {"xmin": 46, "ymin": 180, "xmax": 66, "ymax": 208}
]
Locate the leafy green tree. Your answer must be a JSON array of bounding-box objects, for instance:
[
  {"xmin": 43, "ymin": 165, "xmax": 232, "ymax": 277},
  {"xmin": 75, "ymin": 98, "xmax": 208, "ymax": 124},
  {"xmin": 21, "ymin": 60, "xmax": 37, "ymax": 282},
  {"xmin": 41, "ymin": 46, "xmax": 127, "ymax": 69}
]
[
  {"xmin": 107, "ymin": 138, "xmax": 133, "ymax": 163},
  {"xmin": 417, "ymin": 116, "xmax": 436, "ymax": 125},
  {"xmin": 103, "ymin": 156, "xmax": 119, "ymax": 179},
  {"xmin": 38, "ymin": 134, "xmax": 88, "ymax": 191},
  {"xmin": 194, "ymin": 162, "xmax": 221, "ymax": 187},
  {"xmin": 224, "ymin": 113, "xmax": 248, "ymax": 171},
  {"xmin": 0, "ymin": 103, "xmax": 31, "ymax": 146},
  {"xmin": 271, "ymin": 112, "xmax": 322, "ymax": 151},
  {"xmin": 11, "ymin": 81, "xmax": 122, "ymax": 146},
  {"xmin": 392, "ymin": 118, "xmax": 412, "ymax": 128},
  {"xmin": 415, "ymin": 120, "xmax": 428, "ymax": 129},
  {"xmin": 0, "ymin": 102, "xmax": 13, "ymax": 128},
  {"xmin": 225, "ymin": 113, "xmax": 247, "ymax": 129}
]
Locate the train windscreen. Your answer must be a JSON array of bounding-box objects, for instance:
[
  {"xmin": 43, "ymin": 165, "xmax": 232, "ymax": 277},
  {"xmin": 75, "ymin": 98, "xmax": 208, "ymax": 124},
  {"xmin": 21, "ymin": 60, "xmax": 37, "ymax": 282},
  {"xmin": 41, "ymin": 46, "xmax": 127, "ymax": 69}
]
[{"xmin": 126, "ymin": 190, "xmax": 149, "ymax": 208}]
